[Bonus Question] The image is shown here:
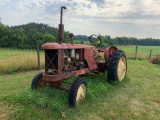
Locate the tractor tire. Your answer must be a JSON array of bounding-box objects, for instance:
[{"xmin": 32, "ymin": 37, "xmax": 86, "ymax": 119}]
[
  {"xmin": 68, "ymin": 78, "xmax": 87, "ymax": 107},
  {"xmin": 107, "ymin": 50, "xmax": 127, "ymax": 82},
  {"xmin": 31, "ymin": 72, "xmax": 45, "ymax": 90}
]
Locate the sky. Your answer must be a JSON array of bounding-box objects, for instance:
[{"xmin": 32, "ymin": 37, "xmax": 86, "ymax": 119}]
[{"xmin": 0, "ymin": 0, "xmax": 160, "ymax": 39}]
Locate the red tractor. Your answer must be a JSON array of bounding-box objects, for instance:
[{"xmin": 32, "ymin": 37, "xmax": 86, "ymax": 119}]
[{"xmin": 31, "ymin": 6, "xmax": 127, "ymax": 107}]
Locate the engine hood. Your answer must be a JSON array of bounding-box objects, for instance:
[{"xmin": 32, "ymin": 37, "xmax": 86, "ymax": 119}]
[{"xmin": 41, "ymin": 43, "xmax": 92, "ymax": 49}]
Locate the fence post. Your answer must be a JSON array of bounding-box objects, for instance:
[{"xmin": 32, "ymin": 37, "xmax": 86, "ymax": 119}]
[
  {"xmin": 36, "ymin": 40, "xmax": 40, "ymax": 70},
  {"xmin": 148, "ymin": 50, "xmax": 152, "ymax": 61},
  {"xmin": 135, "ymin": 46, "xmax": 138, "ymax": 60}
]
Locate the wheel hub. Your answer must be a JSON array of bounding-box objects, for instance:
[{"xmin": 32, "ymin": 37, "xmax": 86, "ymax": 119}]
[
  {"xmin": 118, "ymin": 57, "xmax": 127, "ymax": 81},
  {"xmin": 76, "ymin": 84, "xmax": 86, "ymax": 103},
  {"xmin": 38, "ymin": 78, "xmax": 45, "ymax": 89}
]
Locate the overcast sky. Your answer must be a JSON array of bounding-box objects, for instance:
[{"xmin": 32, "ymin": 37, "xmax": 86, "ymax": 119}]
[{"xmin": 0, "ymin": 0, "xmax": 160, "ymax": 38}]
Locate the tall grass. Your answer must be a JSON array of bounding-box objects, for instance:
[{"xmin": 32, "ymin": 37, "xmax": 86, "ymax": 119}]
[{"xmin": 0, "ymin": 48, "xmax": 44, "ymax": 74}]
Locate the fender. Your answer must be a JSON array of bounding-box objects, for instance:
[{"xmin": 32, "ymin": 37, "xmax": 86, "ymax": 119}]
[{"xmin": 104, "ymin": 46, "xmax": 117, "ymax": 62}]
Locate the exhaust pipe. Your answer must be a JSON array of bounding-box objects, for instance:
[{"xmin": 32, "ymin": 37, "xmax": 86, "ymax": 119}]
[{"xmin": 59, "ymin": 6, "xmax": 67, "ymax": 44}]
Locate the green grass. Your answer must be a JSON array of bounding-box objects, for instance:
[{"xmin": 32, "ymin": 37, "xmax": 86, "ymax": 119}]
[
  {"xmin": 0, "ymin": 48, "xmax": 45, "ymax": 74},
  {"xmin": 119, "ymin": 46, "xmax": 160, "ymax": 60},
  {"xmin": 74, "ymin": 40, "xmax": 90, "ymax": 44},
  {"xmin": 0, "ymin": 59, "xmax": 160, "ymax": 120}
]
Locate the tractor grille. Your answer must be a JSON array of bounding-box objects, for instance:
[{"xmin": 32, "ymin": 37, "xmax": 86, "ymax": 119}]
[{"xmin": 45, "ymin": 50, "xmax": 58, "ymax": 73}]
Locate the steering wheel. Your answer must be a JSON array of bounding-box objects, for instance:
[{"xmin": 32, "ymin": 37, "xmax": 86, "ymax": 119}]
[{"xmin": 89, "ymin": 34, "xmax": 101, "ymax": 46}]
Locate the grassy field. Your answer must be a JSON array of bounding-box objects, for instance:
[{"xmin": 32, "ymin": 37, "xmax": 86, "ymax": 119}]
[
  {"xmin": 0, "ymin": 48, "xmax": 44, "ymax": 74},
  {"xmin": 118, "ymin": 46, "xmax": 160, "ymax": 59},
  {"xmin": 74, "ymin": 40, "xmax": 90, "ymax": 44},
  {"xmin": 0, "ymin": 59, "xmax": 160, "ymax": 120}
]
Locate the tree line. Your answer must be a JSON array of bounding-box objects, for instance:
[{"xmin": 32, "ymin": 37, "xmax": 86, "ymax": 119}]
[
  {"xmin": 0, "ymin": 22, "xmax": 160, "ymax": 49},
  {"xmin": 75, "ymin": 35, "xmax": 160, "ymax": 47},
  {"xmin": 0, "ymin": 23, "xmax": 69, "ymax": 49}
]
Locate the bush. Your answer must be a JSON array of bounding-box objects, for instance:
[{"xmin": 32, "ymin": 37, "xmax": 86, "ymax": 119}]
[{"xmin": 151, "ymin": 54, "xmax": 160, "ymax": 65}]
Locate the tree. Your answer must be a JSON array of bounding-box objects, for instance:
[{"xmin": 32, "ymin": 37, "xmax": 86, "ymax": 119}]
[
  {"xmin": 10, "ymin": 28, "xmax": 27, "ymax": 48},
  {"xmin": 42, "ymin": 34, "xmax": 55, "ymax": 43},
  {"xmin": 0, "ymin": 24, "xmax": 10, "ymax": 47}
]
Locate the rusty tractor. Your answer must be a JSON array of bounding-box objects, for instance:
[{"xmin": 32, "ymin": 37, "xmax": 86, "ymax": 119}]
[{"xmin": 31, "ymin": 6, "xmax": 127, "ymax": 107}]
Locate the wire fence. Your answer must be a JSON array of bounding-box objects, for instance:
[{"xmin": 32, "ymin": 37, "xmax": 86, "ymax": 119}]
[
  {"xmin": 118, "ymin": 45, "xmax": 160, "ymax": 61},
  {"xmin": 0, "ymin": 45, "xmax": 159, "ymax": 74},
  {"xmin": 0, "ymin": 48, "xmax": 45, "ymax": 74}
]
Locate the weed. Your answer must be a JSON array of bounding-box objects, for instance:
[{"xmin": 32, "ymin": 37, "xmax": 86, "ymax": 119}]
[{"xmin": 151, "ymin": 54, "xmax": 160, "ymax": 65}]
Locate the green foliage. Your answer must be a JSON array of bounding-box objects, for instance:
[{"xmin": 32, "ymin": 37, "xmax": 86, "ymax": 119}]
[
  {"xmin": 95, "ymin": 35, "xmax": 114, "ymax": 48},
  {"xmin": 38, "ymin": 34, "xmax": 55, "ymax": 46},
  {"xmin": 0, "ymin": 24, "xmax": 9, "ymax": 38},
  {"xmin": 115, "ymin": 37, "xmax": 160, "ymax": 46},
  {"xmin": 0, "ymin": 22, "xmax": 160, "ymax": 49},
  {"xmin": 0, "ymin": 23, "xmax": 70, "ymax": 49},
  {"xmin": 15, "ymin": 87, "xmax": 68, "ymax": 113},
  {"xmin": 0, "ymin": 24, "xmax": 9, "ymax": 47},
  {"xmin": 43, "ymin": 34, "xmax": 55, "ymax": 42},
  {"xmin": 74, "ymin": 35, "xmax": 160, "ymax": 47},
  {"xmin": 74, "ymin": 35, "xmax": 89, "ymax": 41}
]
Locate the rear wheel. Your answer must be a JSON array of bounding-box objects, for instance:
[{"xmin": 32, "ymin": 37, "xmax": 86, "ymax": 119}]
[
  {"xmin": 31, "ymin": 72, "xmax": 45, "ymax": 90},
  {"xmin": 107, "ymin": 50, "xmax": 127, "ymax": 82},
  {"xmin": 68, "ymin": 78, "xmax": 87, "ymax": 107}
]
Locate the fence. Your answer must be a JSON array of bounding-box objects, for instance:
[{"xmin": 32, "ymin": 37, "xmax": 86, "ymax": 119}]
[
  {"xmin": 0, "ymin": 45, "xmax": 159, "ymax": 74},
  {"xmin": 118, "ymin": 45, "xmax": 160, "ymax": 61},
  {"xmin": 0, "ymin": 48, "xmax": 45, "ymax": 74}
]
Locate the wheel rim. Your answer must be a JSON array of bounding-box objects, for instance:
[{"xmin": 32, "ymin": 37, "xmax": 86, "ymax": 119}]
[
  {"xmin": 76, "ymin": 84, "xmax": 86, "ymax": 103},
  {"xmin": 117, "ymin": 56, "xmax": 127, "ymax": 81},
  {"xmin": 37, "ymin": 78, "xmax": 45, "ymax": 89}
]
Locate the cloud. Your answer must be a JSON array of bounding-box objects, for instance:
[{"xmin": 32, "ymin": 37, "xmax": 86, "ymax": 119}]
[
  {"xmin": 0, "ymin": 0, "xmax": 160, "ymax": 38},
  {"xmin": 1, "ymin": 0, "xmax": 159, "ymax": 25},
  {"xmin": 142, "ymin": 0, "xmax": 160, "ymax": 15}
]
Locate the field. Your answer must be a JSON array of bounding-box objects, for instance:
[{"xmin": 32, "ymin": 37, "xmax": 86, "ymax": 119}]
[
  {"xmin": 0, "ymin": 48, "xmax": 44, "ymax": 74},
  {"xmin": 0, "ymin": 60, "xmax": 160, "ymax": 120},
  {"xmin": 118, "ymin": 46, "xmax": 160, "ymax": 60},
  {"xmin": 74, "ymin": 40, "xmax": 90, "ymax": 44},
  {"xmin": 0, "ymin": 45, "xmax": 160, "ymax": 120},
  {"xmin": 0, "ymin": 46, "xmax": 159, "ymax": 74}
]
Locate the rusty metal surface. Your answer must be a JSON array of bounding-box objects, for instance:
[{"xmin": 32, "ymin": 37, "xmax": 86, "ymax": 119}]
[
  {"xmin": 58, "ymin": 49, "xmax": 64, "ymax": 74},
  {"xmin": 79, "ymin": 49, "xmax": 83, "ymax": 61},
  {"xmin": 49, "ymin": 81, "xmax": 61, "ymax": 88},
  {"xmin": 42, "ymin": 68, "xmax": 90, "ymax": 82},
  {"xmin": 58, "ymin": 24, "xmax": 64, "ymax": 44},
  {"xmin": 96, "ymin": 48, "xmax": 106, "ymax": 52},
  {"xmin": 58, "ymin": 6, "xmax": 66, "ymax": 44},
  {"xmin": 84, "ymin": 48, "xmax": 97, "ymax": 70},
  {"xmin": 97, "ymin": 61, "xmax": 106, "ymax": 72},
  {"xmin": 41, "ymin": 43, "xmax": 92, "ymax": 49},
  {"xmin": 104, "ymin": 46, "xmax": 117, "ymax": 62}
]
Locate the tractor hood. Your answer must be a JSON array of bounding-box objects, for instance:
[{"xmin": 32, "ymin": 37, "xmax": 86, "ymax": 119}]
[{"xmin": 41, "ymin": 43, "xmax": 92, "ymax": 50}]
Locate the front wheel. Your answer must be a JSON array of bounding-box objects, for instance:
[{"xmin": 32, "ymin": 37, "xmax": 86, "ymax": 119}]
[
  {"xmin": 31, "ymin": 72, "xmax": 46, "ymax": 90},
  {"xmin": 107, "ymin": 50, "xmax": 127, "ymax": 82},
  {"xmin": 68, "ymin": 78, "xmax": 87, "ymax": 107}
]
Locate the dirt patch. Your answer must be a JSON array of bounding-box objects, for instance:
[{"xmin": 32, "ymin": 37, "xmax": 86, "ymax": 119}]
[
  {"xmin": 151, "ymin": 55, "xmax": 160, "ymax": 65},
  {"xmin": 0, "ymin": 101, "xmax": 14, "ymax": 120}
]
